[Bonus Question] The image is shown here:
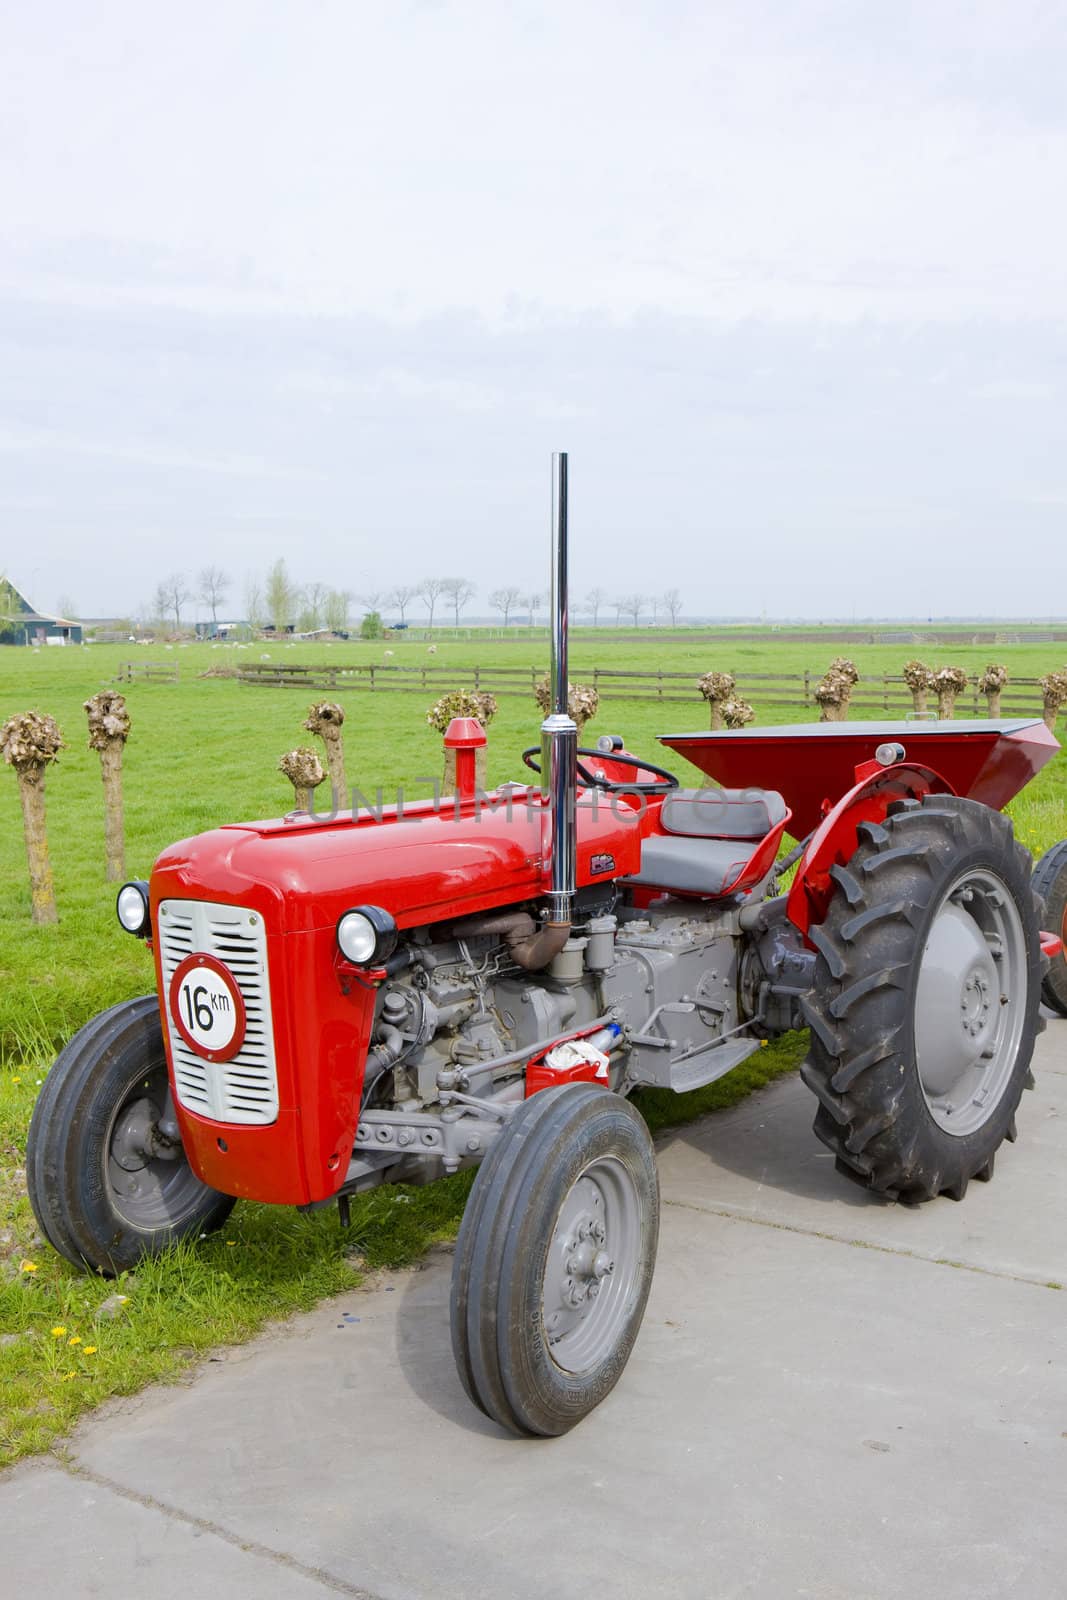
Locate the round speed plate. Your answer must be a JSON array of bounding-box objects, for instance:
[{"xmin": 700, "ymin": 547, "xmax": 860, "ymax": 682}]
[{"xmin": 168, "ymin": 953, "xmax": 247, "ymax": 1063}]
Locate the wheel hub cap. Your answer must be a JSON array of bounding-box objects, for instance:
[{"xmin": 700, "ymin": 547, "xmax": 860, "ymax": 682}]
[
  {"xmin": 542, "ymin": 1158, "xmax": 641, "ymax": 1376},
  {"xmin": 914, "ymin": 869, "xmax": 1026, "ymax": 1136}
]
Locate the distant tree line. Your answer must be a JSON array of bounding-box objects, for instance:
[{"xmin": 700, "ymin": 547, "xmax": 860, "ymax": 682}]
[
  {"xmin": 486, "ymin": 586, "xmax": 684, "ymax": 628},
  {"xmin": 142, "ymin": 566, "xmax": 688, "ymax": 634}
]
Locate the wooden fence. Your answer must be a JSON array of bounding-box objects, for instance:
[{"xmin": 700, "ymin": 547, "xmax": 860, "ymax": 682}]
[
  {"xmin": 115, "ymin": 660, "xmax": 180, "ymax": 684},
  {"xmin": 234, "ymin": 660, "xmax": 1051, "ymax": 718}
]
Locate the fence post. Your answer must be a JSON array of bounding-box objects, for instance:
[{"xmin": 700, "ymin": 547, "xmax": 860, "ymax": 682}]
[{"xmin": 803, "ymin": 669, "xmax": 810, "ymax": 706}]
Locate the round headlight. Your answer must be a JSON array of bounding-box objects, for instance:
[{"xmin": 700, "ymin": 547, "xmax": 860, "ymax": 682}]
[
  {"xmin": 116, "ymin": 880, "xmax": 150, "ymax": 937},
  {"xmin": 336, "ymin": 905, "xmax": 397, "ymax": 966}
]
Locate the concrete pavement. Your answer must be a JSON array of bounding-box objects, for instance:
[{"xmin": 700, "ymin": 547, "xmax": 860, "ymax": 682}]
[{"xmin": 4, "ymin": 1028, "xmax": 1066, "ymax": 1600}]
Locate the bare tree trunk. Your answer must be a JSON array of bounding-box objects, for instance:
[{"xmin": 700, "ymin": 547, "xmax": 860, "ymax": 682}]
[
  {"xmin": 986, "ymin": 690, "xmax": 1002, "ymax": 717},
  {"xmin": 99, "ymin": 739, "xmax": 125, "ymax": 881},
  {"xmin": 1043, "ymin": 698, "xmax": 1061, "ymax": 733},
  {"xmin": 938, "ymin": 691, "xmax": 956, "ymax": 719},
  {"xmin": 709, "ymin": 703, "xmax": 724, "ymax": 730},
  {"xmin": 320, "ymin": 728, "xmax": 347, "ymax": 809},
  {"xmin": 911, "ymin": 688, "xmax": 928, "ymax": 714},
  {"xmin": 819, "ymin": 703, "xmax": 845, "ymax": 722},
  {"xmin": 18, "ymin": 766, "xmax": 57, "ymax": 924},
  {"xmin": 303, "ymin": 703, "xmax": 348, "ymax": 809},
  {"xmin": 84, "ymin": 692, "xmax": 131, "ymax": 879}
]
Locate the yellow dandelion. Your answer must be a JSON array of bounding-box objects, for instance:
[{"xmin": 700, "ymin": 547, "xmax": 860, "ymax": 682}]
[
  {"xmin": 59, "ymin": 1371, "xmax": 78, "ymax": 1382},
  {"xmin": 68, "ymin": 1335, "xmax": 81, "ymax": 1346},
  {"xmin": 12, "ymin": 1076, "xmax": 20, "ymax": 1084},
  {"xmin": 82, "ymin": 1346, "xmax": 97, "ymax": 1356},
  {"xmin": 19, "ymin": 1260, "xmax": 37, "ymax": 1274},
  {"xmin": 226, "ymin": 1241, "xmax": 236, "ymax": 1247},
  {"xmin": 51, "ymin": 1326, "xmax": 67, "ymax": 1338}
]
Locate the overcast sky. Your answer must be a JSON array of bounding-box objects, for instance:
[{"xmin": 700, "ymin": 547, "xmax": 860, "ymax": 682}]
[{"xmin": 2, "ymin": 1, "xmax": 1066, "ymax": 621}]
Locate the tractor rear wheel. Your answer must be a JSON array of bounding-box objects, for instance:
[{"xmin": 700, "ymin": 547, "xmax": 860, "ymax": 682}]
[
  {"xmin": 1032, "ymin": 839, "xmax": 1067, "ymax": 1016},
  {"xmin": 450, "ymin": 1083, "xmax": 659, "ymax": 1436},
  {"xmin": 27, "ymin": 996, "xmax": 236, "ymax": 1274},
  {"xmin": 800, "ymin": 795, "xmax": 1041, "ymax": 1203}
]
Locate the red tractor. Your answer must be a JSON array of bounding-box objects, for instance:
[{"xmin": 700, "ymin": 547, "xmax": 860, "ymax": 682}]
[{"xmin": 28, "ymin": 456, "xmax": 1067, "ymax": 1436}]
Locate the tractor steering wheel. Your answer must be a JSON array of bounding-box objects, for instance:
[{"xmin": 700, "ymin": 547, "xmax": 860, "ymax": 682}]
[{"xmin": 521, "ymin": 746, "xmax": 679, "ymax": 795}]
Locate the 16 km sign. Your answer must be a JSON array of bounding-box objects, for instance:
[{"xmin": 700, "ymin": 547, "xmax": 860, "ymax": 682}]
[{"xmin": 168, "ymin": 953, "xmax": 247, "ymax": 1063}]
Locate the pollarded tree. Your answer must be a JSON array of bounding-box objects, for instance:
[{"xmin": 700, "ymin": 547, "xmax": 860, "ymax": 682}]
[
  {"xmin": 304, "ymin": 701, "xmax": 348, "ymax": 807},
  {"xmin": 1, "ymin": 710, "xmax": 64, "ymax": 922},
  {"xmin": 426, "ymin": 691, "xmax": 498, "ymax": 795},
  {"xmin": 814, "ymin": 658, "xmax": 859, "ymax": 721},
  {"xmin": 84, "ymin": 691, "xmax": 131, "ymax": 881},
  {"xmin": 698, "ymin": 670, "xmax": 736, "ymax": 730},
  {"xmin": 278, "ymin": 747, "xmax": 325, "ymax": 812},
  {"xmin": 933, "ymin": 666, "xmax": 968, "ymax": 719},
  {"xmin": 902, "ymin": 659, "xmax": 935, "ymax": 715},
  {"xmin": 722, "ymin": 697, "xmax": 755, "ymax": 729},
  {"xmin": 533, "ymin": 677, "xmax": 599, "ymax": 732},
  {"xmin": 814, "ymin": 669, "xmax": 852, "ymax": 723},
  {"xmin": 1040, "ymin": 669, "xmax": 1067, "ymax": 732},
  {"xmin": 426, "ymin": 689, "xmax": 499, "ymax": 733},
  {"xmin": 978, "ymin": 664, "xmax": 1009, "ymax": 717}
]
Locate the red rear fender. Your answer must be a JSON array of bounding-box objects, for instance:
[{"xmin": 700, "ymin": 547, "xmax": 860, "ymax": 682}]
[{"xmin": 787, "ymin": 762, "xmax": 953, "ymax": 939}]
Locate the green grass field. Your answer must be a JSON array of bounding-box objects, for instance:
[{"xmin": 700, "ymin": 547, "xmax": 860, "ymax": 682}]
[{"xmin": 1, "ymin": 628, "xmax": 1064, "ymax": 1465}]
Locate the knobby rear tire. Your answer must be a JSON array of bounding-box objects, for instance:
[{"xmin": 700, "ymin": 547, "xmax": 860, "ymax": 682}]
[
  {"xmin": 1032, "ymin": 838, "xmax": 1067, "ymax": 1017},
  {"xmin": 799, "ymin": 796, "xmax": 1041, "ymax": 1203}
]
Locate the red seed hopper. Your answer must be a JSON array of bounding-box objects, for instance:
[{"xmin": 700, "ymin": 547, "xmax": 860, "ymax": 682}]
[{"xmin": 659, "ymin": 719, "xmax": 1060, "ymax": 838}]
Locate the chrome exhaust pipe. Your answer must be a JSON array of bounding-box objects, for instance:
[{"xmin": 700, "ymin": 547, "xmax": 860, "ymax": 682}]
[{"xmin": 541, "ymin": 451, "xmax": 578, "ymax": 926}]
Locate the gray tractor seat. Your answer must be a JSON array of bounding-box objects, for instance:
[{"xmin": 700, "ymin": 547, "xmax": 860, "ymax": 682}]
[{"xmin": 626, "ymin": 786, "xmax": 787, "ymax": 897}]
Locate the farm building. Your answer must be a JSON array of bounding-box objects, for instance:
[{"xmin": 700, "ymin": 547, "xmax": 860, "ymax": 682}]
[{"xmin": 0, "ymin": 578, "xmax": 82, "ymax": 645}]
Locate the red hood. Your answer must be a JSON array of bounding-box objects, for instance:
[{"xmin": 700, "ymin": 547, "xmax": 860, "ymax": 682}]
[{"xmin": 150, "ymin": 788, "xmax": 643, "ymax": 932}]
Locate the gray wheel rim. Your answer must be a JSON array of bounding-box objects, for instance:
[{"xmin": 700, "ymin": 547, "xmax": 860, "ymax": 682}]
[
  {"xmin": 541, "ymin": 1155, "xmax": 642, "ymax": 1376},
  {"xmin": 106, "ymin": 1064, "xmax": 205, "ymax": 1231},
  {"xmin": 914, "ymin": 867, "xmax": 1027, "ymax": 1138}
]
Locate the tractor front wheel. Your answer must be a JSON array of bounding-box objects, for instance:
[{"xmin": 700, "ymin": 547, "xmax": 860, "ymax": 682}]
[
  {"xmin": 27, "ymin": 996, "xmax": 236, "ymax": 1274},
  {"xmin": 450, "ymin": 1083, "xmax": 659, "ymax": 1436},
  {"xmin": 800, "ymin": 795, "xmax": 1041, "ymax": 1203}
]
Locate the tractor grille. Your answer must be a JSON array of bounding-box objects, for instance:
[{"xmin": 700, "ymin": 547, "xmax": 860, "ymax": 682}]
[{"xmin": 157, "ymin": 899, "xmax": 279, "ymax": 1125}]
